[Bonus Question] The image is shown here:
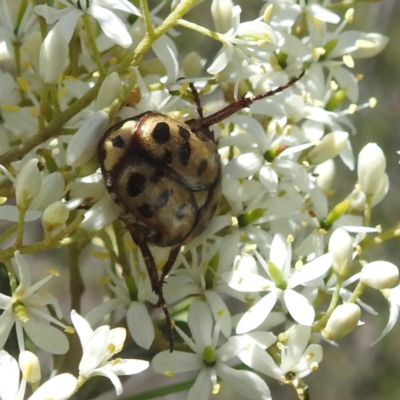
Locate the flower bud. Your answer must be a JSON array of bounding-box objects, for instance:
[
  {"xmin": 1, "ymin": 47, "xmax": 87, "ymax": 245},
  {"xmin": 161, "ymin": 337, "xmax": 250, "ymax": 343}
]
[
  {"xmin": 328, "ymin": 228, "xmax": 353, "ymax": 278},
  {"xmin": 357, "ymin": 143, "xmax": 386, "ymax": 195},
  {"xmin": 23, "ymin": 31, "xmax": 42, "ymax": 72},
  {"xmin": 314, "ymin": 159, "xmax": 335, "ymax": 192},
  {"xmin": 360, "ymin": 261, "xmax": 399, "ymax": 289},
  {"xmin": 182, "ymin": 52, "xmax": 204, "ymax": 78},
  {"xmin": 95, "ymin": 72, "xmax": 123, "ymax": 111},
  {"xmin": 66, "ymin": 110, "xmax": 109, "ymax": 168},
  {"xmin": 42, "ymin": 201, "xmax": 69, "ymax": 232},
  {"xmin": 211, "ymin": 0, "xmax": 234, "ymax": 33},
  {"xmin": 19, "ymin": 351, "xmax": 41, "ymax": 385},
  {"xmin": 39, "ymin": 25, "xmax": 69, "ymax": 84},
  {"xmin": 307, "ymin": 131, "xmax": 348, "ymax": 165},
  {"xmin": 323, "ymin": 303, "xmax": 361, "ymax": 341},
  {"xmin": 15, "ymin": 159, "xmax": 41, "ymax": 209}
]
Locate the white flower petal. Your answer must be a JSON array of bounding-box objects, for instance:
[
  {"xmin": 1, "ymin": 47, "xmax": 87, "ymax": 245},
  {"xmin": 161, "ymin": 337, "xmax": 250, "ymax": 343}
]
[
  {"xmin": 102, "ymin": 358, "xmax": 149, "ymax": 375},
  {"xmin": 223, "ymin": 271, "xmax": 272, "ymax": 293},
  {"xmin": 224, "ymin": 152, "xmax": 263, "ymax": 179},
  {"xmin": 24, "ymin": 318, "xmax": 69, "ymax": 354},
  {"xmin": 216, "ymin": 363, "xmax": 272, "ymax": 400},
  {"xmin": 236, "ymin": 292, "xmax": 279, "ymax": 334},
  {"xmin": 94, "ymin": 0, "xmax": 142, "ymax": 15},
  {"xmin": 151, "ymin": 351, "xmax": 201, "ymax": 374},
  {"xmin": 90, "ymin": 368, "xmax": 123, "ymax": 395},
  {"xmin": 66, "ymin": 110, "xmax": 109, "ymax": 167},
  {"xmin": 89, "ymin": 5, "xmax": 132, "ymax": 48},
  {"xmin": 28, "ymin": 373, "xmax": 77, "ymax": 400},
  {"xmin": 152, "ymin": 35, "xmax": 179, "ymax": 84},
  {"xmin": 204, "ymin": 291, "xmax": 232, "ymax": 338},
  {"xmin": 71, "ymin": 310, "xmax": 94, "ymax": 349},
  {"xmin": 237, "ymin": 340, "xmax": 282, "ymax": 379},
  {"xmin": 79, "ymin": 326, "xmax": 109, "ymax": 375},
  {"xmin": 284, "ymin": 290, "xmax": 315, "ymax": 326},
  {"xmin": 0, "ymin": 206, "xmax": 41, "ymax": 222},
  {"xmin": 188, "ymin": 301, "xmax": 213, "ymax": 349},
  {"xmin": 0, "ymin": 350, "xmax": 19, "ymax": 400},
  {"xmin": 126, "ymin": 301, "xmax": 155, "ymax": 349},
  {"xmin": 187, "ymin": 369, "xmax": 213, "ymax": 400}
]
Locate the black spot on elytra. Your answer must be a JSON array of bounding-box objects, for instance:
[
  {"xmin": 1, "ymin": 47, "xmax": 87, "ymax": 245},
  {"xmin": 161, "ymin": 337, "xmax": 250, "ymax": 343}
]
[
  {"xmin": 163, "ymin": 149, "xmax": 172, "ymax": 164},
  {"xmin": 155, "ymin": 189, "xmax": 172, "ymax": 209},
  {"xmin": 179, "ymin": 126, "xmax": 190, "ymax": 140},
  {"xmin": 127, "ymin": 173, "xmax": 146, "ymax": 197},
  {"xmin": 152, "ymin": 122, "xmax": 170, "ymax": 143},
  {"xmin": 138, "ymin": 203, "xmax": 154, "ymax": 218},
  {"xmin": 111, "ymin": 135, "xmax": 124, "ymax": 148},
  {"xmin": 175, "ymin": 204, "xmax": 186, "ymax": 221},
  {"xmin": 179, "ymin": 142, "xmax": 191, "ymax": 166},
  {"xmin": 197, "ymin": 159, "xmax": 208, "ymax": 176},
  {"xmin": 151, "ymin": 169, "xmax": 164, "ymax": 183}
]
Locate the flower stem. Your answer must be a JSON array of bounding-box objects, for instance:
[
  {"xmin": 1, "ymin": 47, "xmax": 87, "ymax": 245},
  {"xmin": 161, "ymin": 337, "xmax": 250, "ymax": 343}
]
[
  {"xmin": 312, "ymin": 275, "xmax": 344, "ymax": 331},
  {"xmin": 82, "ymin": 14, "xmax": 106, "ymax": 76},
  {"xmin": 176, "ymin": 18, "xmax": 224, "ymax": 42}
]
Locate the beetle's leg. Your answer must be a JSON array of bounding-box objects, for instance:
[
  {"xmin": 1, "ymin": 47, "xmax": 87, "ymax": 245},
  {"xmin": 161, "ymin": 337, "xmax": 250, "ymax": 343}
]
[
  {"xmin": 123, "ymin": 223, "xmax": 175, "ymax": 351},
  {"xmin": 135, "ymin": 240, "xmax": 174, "ymax": 351},
  {"xmin": 160, "ymin": 246, "xmax": 181, "ymax": 283}
]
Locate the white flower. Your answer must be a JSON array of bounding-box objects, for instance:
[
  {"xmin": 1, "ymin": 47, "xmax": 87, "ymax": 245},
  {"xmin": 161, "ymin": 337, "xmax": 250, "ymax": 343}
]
[
  {"xmin": 0, "ymin": 251, "xmax": 69, "ymax": 354},
  {"xmin": 35, "ymin": 0, "xmax": 141, "ymax": 82},
  {"xmin": 208, "ymin": 5, "xmax": 279, "ymax": 74},
  {"xmin": 0, "ymin": 350, "xmax": 77, "ymax": 400},
  {"xmin": 152, "ymin": 301, "xmax": 272, "ymax": 400},
  {"xmin": 223, "ymin": 235, "xmax": 333, "ymax": 333},
  {"xmin": 237, "ymin": 325, "xmax": 323, "ymax": 383},
  {"xmin": 71, "ymin": 310, "xmax": 149, "ymax": 395},
  {"xmin": 0, "ymin": 164, "xmax": 64, "ymax": 222},
  {"xmin": 86, "ymin": 254, "xmax": 156, "ymax": 350}
]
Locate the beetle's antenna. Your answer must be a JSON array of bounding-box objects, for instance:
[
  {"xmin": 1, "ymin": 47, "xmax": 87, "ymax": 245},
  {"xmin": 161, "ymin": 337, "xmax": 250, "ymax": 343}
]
[{"xmin": 187, "ymin": 70, "xmax": 305, "ymax": 131}]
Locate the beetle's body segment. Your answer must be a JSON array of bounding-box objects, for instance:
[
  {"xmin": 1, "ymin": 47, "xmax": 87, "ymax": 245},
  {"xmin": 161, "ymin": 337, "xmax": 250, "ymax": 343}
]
[{"xmin": 98, "ymin": 112, "xmax": 221, "ymax": 248}]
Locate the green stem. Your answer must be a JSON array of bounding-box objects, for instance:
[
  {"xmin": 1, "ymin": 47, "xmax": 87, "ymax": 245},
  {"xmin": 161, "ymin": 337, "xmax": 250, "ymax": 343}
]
[
  {"xmin": 38, "ymin": 84, "xmax": 51, "ymax": 133},
  {"xmin": 362, "ymin": 222, "xmax": 400, "ymax": 249},
  {"xmin": 82, "ymin": 14, "xmax": 106, "ymax": 76},
  {"xmin": 140, "ymin": 0, "xmax": 155, "ymax": 38},
  {"xmin": 312, "ymin": 276, "xmax": 344, "ymax": 332},
  {"xmin": 176, "ymin": 18, "xmax": 224, "ymax": 42},
  {"xmin": 121, "ymin": 378, "xmax": 195, "ymax": 400},
  {"xmin": 15, "ymin": 207, "xmax": 27, "ymax": 248},
  {"xmin": 0, "ymin": 215, "xmax": 85, "ymax": 262},
  {"xmin": 69, "ymin": 242, "xmax": 84, "ymax": 313},
  {"xmin": 0, "ymin": 224, "xmax": 18, "ymax": 244},
  {"xmin": 347, "ymin": 281, "xmax": 365, "ymax": 303},
  {"xmin": 12, "ymin": 41, "xmax": 26, "ymax": 102}
]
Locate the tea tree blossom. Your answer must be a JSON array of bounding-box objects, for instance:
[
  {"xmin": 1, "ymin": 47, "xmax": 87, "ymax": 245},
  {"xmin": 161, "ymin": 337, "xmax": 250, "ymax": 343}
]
[
  {"xmin": 152, "ymin": 301, "xmax": 272, "ymax": 400},
  {"xmin": 0, "ymin": 251, "xmax": 69, "ymax": 354},
  {"xmin": 0, "ymin": 0, "xmax": 396, "ymax": 399},
  {"xmin": 72, "ymin": 310, "xmax": 149, "ymax": 395}
]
